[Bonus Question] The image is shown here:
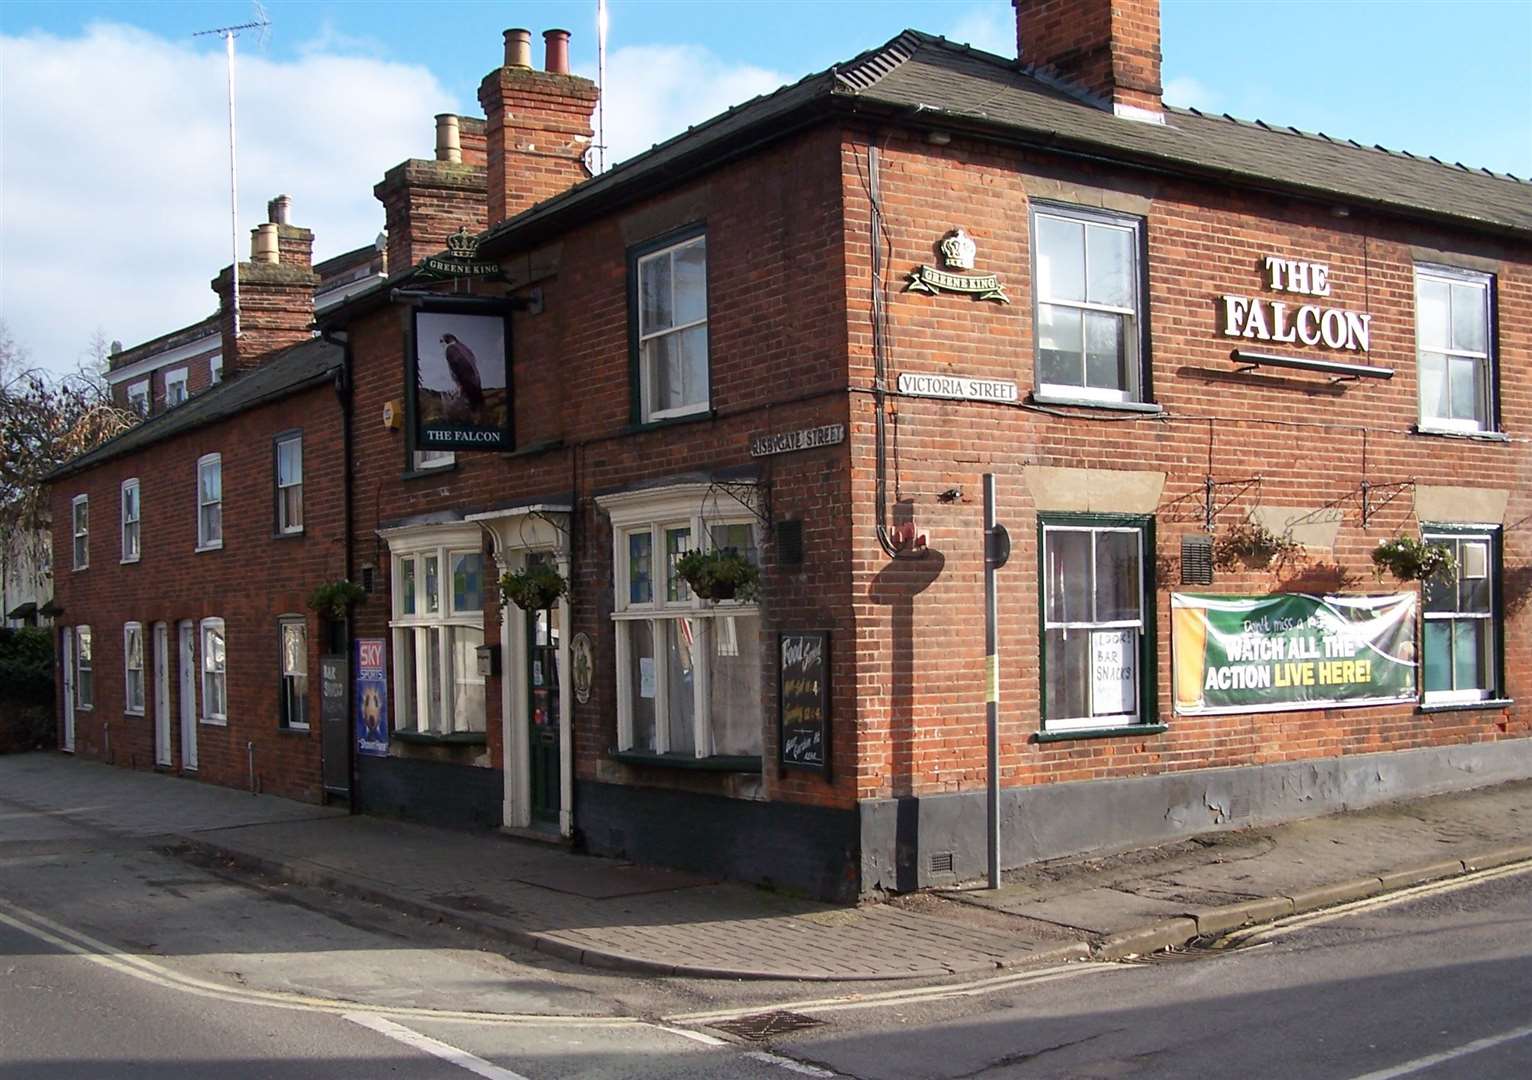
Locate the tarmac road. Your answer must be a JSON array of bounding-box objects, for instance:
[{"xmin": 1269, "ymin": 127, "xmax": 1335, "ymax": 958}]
[{"xmin": 750, "ymin": 865, "xmax": 1532, "ymax": 1080}]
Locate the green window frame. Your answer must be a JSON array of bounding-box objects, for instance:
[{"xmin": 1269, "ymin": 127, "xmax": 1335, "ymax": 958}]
[{"xmin": 1036, "ymin": 512, "xmax": 1159, "ymax": 736}]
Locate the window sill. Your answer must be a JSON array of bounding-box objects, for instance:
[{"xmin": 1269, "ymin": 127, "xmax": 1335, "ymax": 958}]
[
  {"xmin": 124, "ymin": 709, "xmax": 144, "ymax": 718},
  {"xmin": 392, "ymin": 729, "xmax": 487, "ymax": 746},
  {"xmin": 1410, "ymin": 425, "xmax": 1508, "ymax": 443},
  {"xmin": 120, "ymin": 557, "xmax": 140, "ymax": 566},
  {"xmin": 1030, "ymin": 393, "xmax": 1164, "ymax": 415},
  {"xmin": 200, "ymin": 717, "xmax": 228, "ymax": 726},
  {"xmin": 622, "ymin": 408, "xmax": 717, "ymax": 436},
  {"xmin": 609, "ymin": 748, "xmax": 762, "ymax": 772},
  {"xmin": 73, "ymin": 566, "xmax": 89, "ymax": 573},
  {"xmin": 401, "ymin": 463, "xmax": 458, "ymax": 481},
  {"xmin": 278, "ymin": 725, "xmax": 312, "ymax": 735},
  {"xmin": 195, "ymin": 542, "xmax": 223, "ymax": 553},
  {"xmin": 1032, "ymin": 723, "xmax": 1168, "ymax": 744},
  {"xmin": 273, "ymin": 529, "xmax": 305, "ymax": 540},
  {"xmin": 1417, "ymin": 697, "xmax": 1513, "ymax": 715},
  {"xmin": 500, "ymin": 437, "xmax": 564, "ymax": 460}
]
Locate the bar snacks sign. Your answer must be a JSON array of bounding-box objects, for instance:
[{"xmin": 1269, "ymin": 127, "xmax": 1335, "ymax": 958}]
[
  {"xmin": 1172, "ymin": 593, "xmax": 1416, "ymax": 715},
  {"xmin": 408, "ymin": 302, "xmax": 514, "ymax": 452},
  {"xmin": 779, "ymin": 631, "xmax": 830, "ymax": 773}
]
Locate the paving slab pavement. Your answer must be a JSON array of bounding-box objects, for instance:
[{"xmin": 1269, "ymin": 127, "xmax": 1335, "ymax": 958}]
[{"xmin": 4, "ymin": 753, "xmax": 1530, "ymax": 980}]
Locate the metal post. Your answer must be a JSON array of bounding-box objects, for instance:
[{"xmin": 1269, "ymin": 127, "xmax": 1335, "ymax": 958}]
[
  {"xmin": 225, "ymin": 30, "xmax": 241, "ymax": 339},
  {"xmin": 984, "ymin": 473, "xmax": 1000, "ymax": 889}
]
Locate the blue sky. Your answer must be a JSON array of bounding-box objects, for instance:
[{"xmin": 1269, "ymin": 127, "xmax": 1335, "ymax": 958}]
[{"xmin": 2, "ymin": 1, "xmax": 1529, "ymax": 375}]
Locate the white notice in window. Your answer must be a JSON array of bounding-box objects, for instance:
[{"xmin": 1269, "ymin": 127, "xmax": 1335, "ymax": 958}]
[
  {"xmin": 639, "ymin": 657, "xmax": 656, "ymax": 699},
  {"xmin": 1092, "ymin": 630, "xmax": 1135, "ymax": 716}
]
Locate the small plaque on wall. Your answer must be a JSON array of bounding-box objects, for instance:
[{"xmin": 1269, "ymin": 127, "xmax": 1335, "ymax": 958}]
[{"xmin": 779, "ymin": 630, "xmax": 830, "ymax": 775}]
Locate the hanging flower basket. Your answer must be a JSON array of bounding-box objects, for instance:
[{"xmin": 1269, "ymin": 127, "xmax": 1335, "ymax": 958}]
[
  {"xmin": 499, "ymin": 562, "xmax": 567, "ymax": 611},
  {"xmin": 675, "ymin": 547, "xmax": 759, "ymax": 602},
  {"xmin": 1213, "ymin": 519, "xmax": 1303, "ymax": 572},
  {"xmin": 1371, "ymin": 537, "xmax": 1456, "ymax": 582},
  {"xmin": 307, "ymin": 579, "xmax": 366, "ymax": 621}
]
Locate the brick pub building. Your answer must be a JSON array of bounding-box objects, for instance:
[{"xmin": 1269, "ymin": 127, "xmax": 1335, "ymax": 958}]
[{"xmin": 52, "ymin": 3, "xmax": 1532, "ymax": 901}]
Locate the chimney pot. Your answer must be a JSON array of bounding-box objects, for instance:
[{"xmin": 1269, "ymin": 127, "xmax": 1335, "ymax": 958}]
[
  {"xmin": 267, "ymin": 194, "xmax": 292, "ymax": 225},
  {"xmin": 435, "ymin": 113, "xmax": 462, "ymax": 163},
  {"xmin": 504, "ymin": 28, "xmax": 533, "ymax": 68},
  {"xmin": 251, "ymin": 222, "xmax": 280, "ymax": 264},
  {"xmin": 544, "ymin": 28, "xmax": 570, "ymax": 75}
]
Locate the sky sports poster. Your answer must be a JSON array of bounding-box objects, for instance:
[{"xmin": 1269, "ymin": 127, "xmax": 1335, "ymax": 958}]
[
  {"xmin": 355, "ymin": 637, "xmax": 390, "ymax": 757},
  {"xmin": 1172, "ymin": 593, "xmax": 1417, "ymax": 715},
  {"xmin": 408, "ymin": 303, "xmax": 513, "ymax": 451}
]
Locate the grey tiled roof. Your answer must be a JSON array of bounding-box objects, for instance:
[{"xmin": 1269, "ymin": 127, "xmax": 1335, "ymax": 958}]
[
  {"xmin": 48, "ymin": 336, "xmax": 342, "ymax": 482},
  {"xmin": 477, "ymin": 30, "xmax": 1529, "ymax": 258}
]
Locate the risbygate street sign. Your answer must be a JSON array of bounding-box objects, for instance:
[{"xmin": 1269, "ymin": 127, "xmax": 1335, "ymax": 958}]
[
  {"xmin": 897, "ymin": 372, "xmax": 1019, "ymax": 403},
  {"xmin": 750, "ymin": 423, "xmax": 846, "ymax": 457},
  {"xmin": 1172, "ymin": 592, "xmax": 1417, "ymax": 715}
]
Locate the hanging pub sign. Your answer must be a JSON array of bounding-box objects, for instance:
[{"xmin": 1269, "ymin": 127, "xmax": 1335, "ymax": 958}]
[
  {"xmin": 418, "ymin": 226, "xmax": 503, "ymax": 280},
  {"xmin": 355, "ymin": 637, "xmax": 390, "ymax": 757},
  {"xmin": 407, "ymin": 299, "xmax": 514, "ymax": 451},
  {"xmin": 779, "ymin": 631, "xmax": 830, "ymax": 774},
  {"xmin": 905, "ymin": 227, "xmax": 1010, "ymax": 304},
  {"xmin": 1172, "ymin": 592, "xmax": 1417, "ymax": 715}
]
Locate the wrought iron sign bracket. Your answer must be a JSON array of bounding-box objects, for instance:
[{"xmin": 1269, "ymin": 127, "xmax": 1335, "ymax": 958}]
[
  {"xmin": 1203, "ymin": 474, "xmax": 1263, "ymax": 532},
  {"xmin": 1360, "ymin": 478, "xmax": 1415, "ymax": 528},
  {"xmin": 705, "ymin": 480, "xmax": 772, "ymax": 529}
]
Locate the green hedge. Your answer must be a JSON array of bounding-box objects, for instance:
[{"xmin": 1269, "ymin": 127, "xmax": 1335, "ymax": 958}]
[{"xmin": 0, "ymin": 627, "xmax": 54, "ymax": 707}]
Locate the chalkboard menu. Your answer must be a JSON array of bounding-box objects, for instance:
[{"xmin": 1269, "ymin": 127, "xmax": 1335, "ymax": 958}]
[{"xmin": 778, "ymin": 631, "xmax": 830, "ymax": 775}]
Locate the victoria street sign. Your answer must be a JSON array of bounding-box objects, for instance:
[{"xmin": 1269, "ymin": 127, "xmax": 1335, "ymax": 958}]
[{"xmin": 897, "ymin": 372, "xmax": 1019, "ymax": 403}]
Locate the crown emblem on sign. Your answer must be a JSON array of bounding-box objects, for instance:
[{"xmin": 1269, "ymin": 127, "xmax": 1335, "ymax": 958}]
[
  {"xmin": 939, "ymin": 227, "xmax": 977, "ymax": 271},
  {"xmin": 445, "ymin": 226, "xmax": 478, "ymax": 259}
]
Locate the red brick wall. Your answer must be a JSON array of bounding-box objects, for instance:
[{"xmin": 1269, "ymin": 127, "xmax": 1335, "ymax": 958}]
[
  {"xmin": 50, "ymin": 383, "xmax": 343, "ymax": 802},
  {"xmin": 840, "ymin": 126, "xmax": 1530, "ymax": 801},
  {"xmin": 477, "ymin": 67, "xmax": 597, "ymax": 226},
  {"xmin": 375, "ymin": 160, "xmax": 488, "ymax": 275},
  {"xmin": 1013, "ymin": 0, "xmax": 1162, "ymax": 113}
]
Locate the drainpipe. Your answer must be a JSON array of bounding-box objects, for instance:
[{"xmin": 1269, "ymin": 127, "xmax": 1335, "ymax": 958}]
[
  {"xmin": 247, "ymin": 740, "xmax": 256, "ymax": 794},
  {"xmin": 322, "ymin": 327, "xmax": 356, "ymax": 807}
]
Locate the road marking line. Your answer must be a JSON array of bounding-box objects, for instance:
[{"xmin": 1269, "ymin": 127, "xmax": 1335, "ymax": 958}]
[
  {"xmin": 1222, "ymin": 860, "xmax": 1532, "ymax": 947},
  {"xmin": 668, "ymin": 961, "xmax": 1127, "ymax": 1025},
  {"xmin": 1345, "ymin": 1020, "xmax": 1532, "ymax": 1080},
  {"xmin": 652, "ymin": 1024, "xmax": 731, "ymax": 1046},
  {"xmin": 0, "ymin": 897, "xmax": 637, "ymax": 1027},
  {"xmin": 346, "ymin": 1012, "xmax": 533, "ymax": 1080},
  {"xmin": 743, "ymin": 1050, "xmax": 839, "ymax": 1077}
]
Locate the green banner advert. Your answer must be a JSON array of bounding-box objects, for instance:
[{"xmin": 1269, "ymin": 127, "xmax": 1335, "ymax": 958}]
[{"xmin": 1172, "ymin": 593, "xmax": 1417, "ymax": 715}]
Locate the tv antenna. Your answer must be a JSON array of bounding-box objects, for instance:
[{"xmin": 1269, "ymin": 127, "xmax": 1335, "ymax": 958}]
[{"xmin": 194, "ymin": 4, "xmax": 271, "ymax": 340}]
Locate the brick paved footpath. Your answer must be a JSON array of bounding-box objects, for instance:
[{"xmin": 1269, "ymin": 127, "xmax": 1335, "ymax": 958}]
[{"xmin": 3, "ymin": 754, "xmax": 1528, "ymax": 981}]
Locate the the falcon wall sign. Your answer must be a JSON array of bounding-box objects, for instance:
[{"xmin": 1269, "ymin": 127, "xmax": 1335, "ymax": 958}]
[{"xmin": 407, "ymin": 300, "xmax": 514, "ymax": 452}]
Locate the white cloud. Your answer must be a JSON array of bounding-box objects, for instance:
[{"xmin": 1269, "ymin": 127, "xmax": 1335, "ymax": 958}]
[
  {"xmin": 1162, "ymin": 74, "xmax": 1218, "ymax": 112},
  {"xmin": 0, "ymin": 22, "xmax": 456, "ymax": 374},
  {"xmin": 944, "ymin": 2, "xmax": 1016, "ymax": 58},
  {"xmin": 583, "ymin": 44, "xmax": 791, "ymax": 169}
]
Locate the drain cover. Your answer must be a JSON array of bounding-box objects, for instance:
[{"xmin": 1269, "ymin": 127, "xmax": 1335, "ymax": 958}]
[{"xmin": 711, "ymin": 1010, "xmax": 826, "ymax": 1042}]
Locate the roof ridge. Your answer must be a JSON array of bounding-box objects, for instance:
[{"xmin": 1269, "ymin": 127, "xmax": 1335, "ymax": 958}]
[
  {"xmin": 834, "ymin": 29, "xmax": 921, "ymax": 92},
  {"xmin": 1174, "ymin": 104, "xmax": 1528, "ymax": 186}
]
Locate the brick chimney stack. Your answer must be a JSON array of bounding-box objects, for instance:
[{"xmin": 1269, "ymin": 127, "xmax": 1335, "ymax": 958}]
[
  {"xmin": 477, "ymin": 26, "xmax": 599, "ymax": 227},
  {"xmin": 374, "ymin": 114, "xmax": 489, "ymax": 275},
  {"xmin": 1013, "ymin": 0, "xmax": 1163, "ymax": 122},
  {"xmin": 211, "ymin": 197, "xmax": 318, "ymax": 375}
]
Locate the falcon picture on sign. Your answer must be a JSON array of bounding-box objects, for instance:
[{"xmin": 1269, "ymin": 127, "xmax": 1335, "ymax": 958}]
[{"xmin": 409, "ymin": 305, "xmax": 514, "ymax": 451}]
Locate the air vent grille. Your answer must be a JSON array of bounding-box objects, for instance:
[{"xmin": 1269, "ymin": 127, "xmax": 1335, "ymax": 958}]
[{"xmin": 1182, "ymin": 535, "xmax": 1214, "ymax": 585}]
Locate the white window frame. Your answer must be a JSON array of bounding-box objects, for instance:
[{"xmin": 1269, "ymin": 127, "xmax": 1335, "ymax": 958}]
[
  {"xmin": 126, "ymin": 380, "xmax": 150, "ymax": 416},
  {"xmin": 165, "ymin": 367, "xmax": 189, "ymax": 407},
  {"xmin": 275, "ymin": 433, "xmax": 303, "ymax": 535},
  {"xmin": 196, "ymin": 453, "xmax": 223, "ymax": 551},
  {"xmin": 1421, "ymin": 527, "xmax": 1499, "ymax": 705},
  {"xmin": 209, "ymin": 354, "xmax": 224, "ymax": 385},
  {"xmin": 412, "ymin": 448, "xmax": 456, "ymax": 472},
  {"xmin": 120, "ymin": 478, "xmax": 140, "ymax": 564},
  {"xmin": 279, "ymin": 615, "xmax": 309, "ymax": 730},
  {"xmin": 76, "ymin": 624, "xmax": 94, "ymax": 710},
  {"xmin": 635, "ymin": 233, "xmax": 709, "ymax": 423},
  {"xmin": 200, "ymin": 617, "xmax": 227, "ymax": 725},
  {"xmin": 123, "ymin": 622, "xmax": 145, "ymax": 715},
  {"xmin": 597, "ymin": 483, "xmax": 764, "ymax": 759},
  {"xmin": 1040, "ymin": 519, "xmax": 1149, "ymax": 732},
  {"xmin": 71, "ymin": 494, "xmax": 89, "ymax": 570},
  {"xmin": 1415, "ymin": 264, "xmax": 1494, "ymax": 434},
  {"xmin": 1032, "ymin": 204, "xmax": 1145, "ymax": 405},
  {"xmin": 384, "ymin": 524, "xmax": 487, "ymax": 736}
]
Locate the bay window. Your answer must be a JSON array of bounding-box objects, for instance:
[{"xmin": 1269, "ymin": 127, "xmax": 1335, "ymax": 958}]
[
  {"xmin": 599, "ymin": 485, "xmax": 763, "ymax": 761},
  {"xmin": 386, "ymin": 525, "xmax": 487, "ymax": 736}
]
